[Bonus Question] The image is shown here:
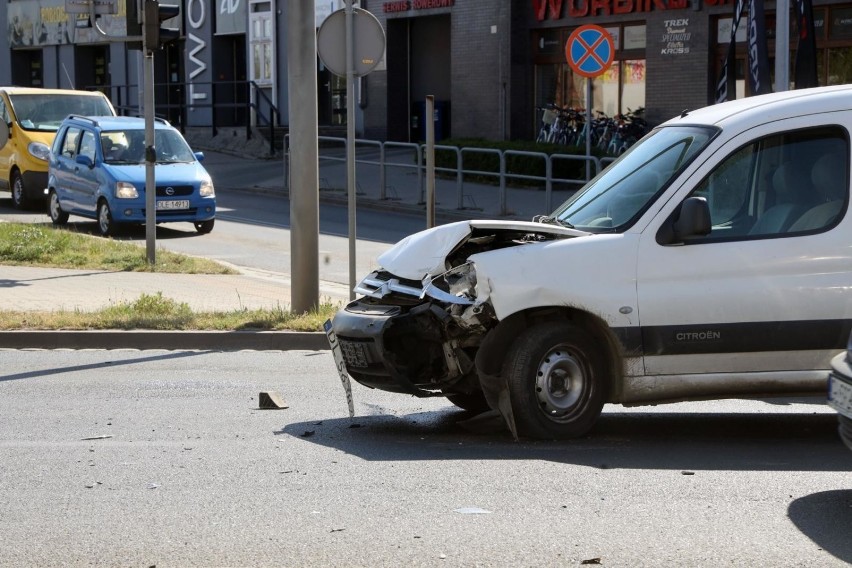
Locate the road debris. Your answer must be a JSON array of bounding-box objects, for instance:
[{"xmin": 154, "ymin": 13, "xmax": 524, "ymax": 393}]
[
  {"xmin": 258, "ymin": 391, "xmax": 288, "ymax": 409},
  {"xmin": 80, "ymin": 435, "xmax": 113, "ymax": 441}
]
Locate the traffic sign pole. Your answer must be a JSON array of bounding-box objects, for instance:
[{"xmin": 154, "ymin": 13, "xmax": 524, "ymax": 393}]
[
  {"xmin": 317, "ymin": 4, "xmax": 385, "ymax": 300},
  {"xmin": 565, "ymin": 24, "xmax": 614, "ymax": 178}
]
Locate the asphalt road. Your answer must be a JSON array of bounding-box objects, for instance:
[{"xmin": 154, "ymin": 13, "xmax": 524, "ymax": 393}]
[{"xmin": 1, "ymin": 348, "xmax": 850, "ymax": 567}]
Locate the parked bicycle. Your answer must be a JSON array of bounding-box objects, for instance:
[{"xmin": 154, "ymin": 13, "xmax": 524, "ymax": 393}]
[
  {"xmin": 535, "ymin": 105, "xmax": 648, "ymax": 155},
  {"xmin": 535, "ymin": 104, "xmax": 576, "ymax": 146}
]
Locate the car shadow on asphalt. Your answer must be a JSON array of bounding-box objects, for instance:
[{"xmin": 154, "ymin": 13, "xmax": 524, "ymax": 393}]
[
  {"xmin": 274, "ymin": 409, "xmax": 852, "ymax": 473},
  {"xmin": 789, "ymin": 490, "xmax": 852, "ymax": 564}
]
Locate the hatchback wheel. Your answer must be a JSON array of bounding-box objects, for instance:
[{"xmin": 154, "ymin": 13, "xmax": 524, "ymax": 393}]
[
  {"xmin": 97, "ymin": 200, "xmax": 117, "ymax": 237},
  {"xmin": 194, "ymin": 219, "xmax": 215, "ymax": 234},
  {"xmin": 48, "ymin": 191, "xmax": 69, "ymax": 225}
]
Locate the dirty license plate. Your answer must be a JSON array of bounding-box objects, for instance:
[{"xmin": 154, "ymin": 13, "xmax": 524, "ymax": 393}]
[
  {"xmin": 156, "ymin": 200, "xmax": 189, "ymax": 210},
  {"xmin": 340, "ymin": 341, "xmax": 371, "ymax": 368},
  {"xmin": 324, "ymin": 319, "xmax": 355, "ymax": 418},
  {"xmin": 828, "ymin": 373, "xmax": 852, "ymax": 419}
]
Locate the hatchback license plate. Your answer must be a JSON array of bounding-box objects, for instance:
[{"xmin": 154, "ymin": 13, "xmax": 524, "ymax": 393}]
[
  {"xmin": 828, "ymin": 373, "xmax": 852, "ymax": 419},
  {"xmin": 157, "ymin": 200, "xmax": 189, "ymax": 210}
]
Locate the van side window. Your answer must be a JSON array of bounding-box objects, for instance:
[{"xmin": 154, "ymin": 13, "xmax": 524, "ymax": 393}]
[
  {"xmin": 61, "ymin": 127, "xmax": 81, "ymax": 159},
  {"xmin": 0, "ymin": 98, "xmax": 8, "ymax": 124},
  {"xmin": 688, "ymin": 126, "xmax": 848, "ymax": 240}
]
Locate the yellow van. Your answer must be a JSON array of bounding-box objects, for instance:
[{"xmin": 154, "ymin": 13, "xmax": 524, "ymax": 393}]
[{"xmin": 0, "ymin": 87, "xmax": 115, "ymax": 209}]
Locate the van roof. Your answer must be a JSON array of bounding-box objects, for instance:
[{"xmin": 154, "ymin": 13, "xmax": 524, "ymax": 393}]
[
  {"xmin": 0, "ymin": 86, "xmax": 110, "ymax": 97},
  {"xmin": 662, "ymin": 85, "xmax": 852, "ymax": 130}
]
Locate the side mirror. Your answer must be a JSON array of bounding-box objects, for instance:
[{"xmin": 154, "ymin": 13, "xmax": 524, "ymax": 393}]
[
  {"xmin": 0, "ymin": 121, "xmax": 9, "ymax": 151},
  {"xmin": 194, "ymin": 151, "xmax": 205, "ymax": 162},
  {"xmin": 75, "ymin": 154, "xmax": 94, "ymax": 169},
  {"xmin": 673, "ymin": 196, "xmax": 712, "ymax": 241},
  {"xmin": 657, "ymin": 196, "xmax": 712, "ymax": 245}
]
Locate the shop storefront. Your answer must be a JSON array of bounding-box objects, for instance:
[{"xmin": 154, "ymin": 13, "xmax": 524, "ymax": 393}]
[
  {"xmin": 526, "ymin": 0, "xmax": 852, "ymax": 133},
  {"xmin": 2, "ymin": 0, "xmax": 850, "ymax": 144}
]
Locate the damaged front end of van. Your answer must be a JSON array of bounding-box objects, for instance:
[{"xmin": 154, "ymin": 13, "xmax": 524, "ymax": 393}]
[{"xmin": 328, "ymin": 220, "xmax": 585, "ymax": 432}]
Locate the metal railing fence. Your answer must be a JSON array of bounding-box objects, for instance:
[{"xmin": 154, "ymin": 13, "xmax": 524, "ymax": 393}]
[{"xmin": 284, "ymin": 135, "xmax": 603, "ymax": 216}]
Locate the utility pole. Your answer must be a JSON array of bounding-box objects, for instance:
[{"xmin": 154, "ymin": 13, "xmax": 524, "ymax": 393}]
[{"xmin": 288, "ymin": 0, "xmax": 320, "ymax": 313}]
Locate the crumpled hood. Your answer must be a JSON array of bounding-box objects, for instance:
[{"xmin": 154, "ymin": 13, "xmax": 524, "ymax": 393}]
[{"xmin": 377, "ymin": 219, "xmax": 586, "ymax": 281}]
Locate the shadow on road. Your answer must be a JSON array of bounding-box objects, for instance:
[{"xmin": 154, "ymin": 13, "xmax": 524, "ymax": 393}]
[
  {"xmin": 789, "ymin": 490, "xmax": 852, "ymax": 564},
  {"xmin": 275, "ymin": 409, "xmax": 852, "ymax": 473},
  {"xmin": 0, "ymin": 350, "xmax": 211, "ymax": 383}
]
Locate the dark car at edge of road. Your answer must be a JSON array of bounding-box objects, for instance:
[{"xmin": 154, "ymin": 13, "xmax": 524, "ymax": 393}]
[{"xmin": 828, "ymin": 333, "xmax": 852, "ymax": 452}]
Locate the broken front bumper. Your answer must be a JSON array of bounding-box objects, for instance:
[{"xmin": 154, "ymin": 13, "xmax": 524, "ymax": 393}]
[{"xmin": 330, "ymin": 299, "xmax": 476, "ymax": 397}]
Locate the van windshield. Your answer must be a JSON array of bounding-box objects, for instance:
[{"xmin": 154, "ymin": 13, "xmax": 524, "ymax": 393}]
[
  {"xmin": 553, "ymin": 125, "xmax": 717, "ymax": 232},
  {"xmin": 9, "ymin": 93, "xmax": 113, "ymax": 132}
]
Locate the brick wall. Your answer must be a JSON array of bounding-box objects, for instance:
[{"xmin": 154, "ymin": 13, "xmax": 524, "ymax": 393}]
[{"xmin": 365, "ymin": 2, "xmax": 512, "ymax": 142}]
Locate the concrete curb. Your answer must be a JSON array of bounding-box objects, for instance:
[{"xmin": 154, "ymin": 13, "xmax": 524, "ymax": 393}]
[{"xmin": 0, "ymin": 330, "xmax": 331, "ymax": 351}]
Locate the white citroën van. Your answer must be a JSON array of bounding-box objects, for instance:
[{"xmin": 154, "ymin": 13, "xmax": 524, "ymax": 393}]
[{"xmin": 328, "ymin": 85, "xmax": 852, "ymax": 440}]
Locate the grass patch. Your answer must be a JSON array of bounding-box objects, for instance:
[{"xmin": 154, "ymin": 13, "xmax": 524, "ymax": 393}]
[
  {"xmin": 0, "ymin": 222, "xmax": 339, "ymax": 331},
  {"xmin": 0, "ymin": 222, "xmax": 235, "ymax": 274},
  {"xmin": 0, "ymin": 293, "xmax": 340, "ymax": 331}
]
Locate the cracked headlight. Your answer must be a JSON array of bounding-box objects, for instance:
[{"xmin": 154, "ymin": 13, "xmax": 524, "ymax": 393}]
[
  {"xmin": 424, "ymin": 262, "xmax": 477, "ymax": 305},
  {"xmin": 444, "ymin": 262, "xmax": 477, "ymax": 298}
]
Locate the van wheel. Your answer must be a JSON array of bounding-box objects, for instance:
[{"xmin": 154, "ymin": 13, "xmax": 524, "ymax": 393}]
[
  {"xmin": 194, "ymin": 219, "xmax": 214, "ymax": 234},
  {"xmin": 48, "ymin": 191, "xmax": 69, "ymax": 225},
  {"xmin": 97, "ymin": 200, "xmax": 116, "ymax": 237},
  {"xmin": 503, "ymin": 321, "xmax": 606, "ymax": 439},
  {"xmin": 11, "ymin": 170, "xmax": 29, "ymax": 210}
]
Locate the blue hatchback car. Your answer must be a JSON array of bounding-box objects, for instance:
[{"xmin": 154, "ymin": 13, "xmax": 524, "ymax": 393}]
[{"xmin": 47, "ymin": 115, "xmax": 216, "ymax": 236}]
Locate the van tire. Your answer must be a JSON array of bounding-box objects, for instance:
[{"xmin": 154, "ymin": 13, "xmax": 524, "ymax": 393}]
[
  {"xmin": 503, "ymin": 321, "xmax": 606, "ymax": 439},
  {"xmin": 97, "ymin": 200, "xmax": 116, "ymax": 237},
  {"xmin": 11, "ymin": 170, "xmax": 29, "ymax": 210},
  {"xmin": 48, "ymin": 191, "xmax": 69, "ymax": 225}
]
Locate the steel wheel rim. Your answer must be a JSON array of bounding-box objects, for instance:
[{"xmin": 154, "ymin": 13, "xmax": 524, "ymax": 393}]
[{"xmin": 534, "ymin": 344, "xmax": 587, "ymax": 422}]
